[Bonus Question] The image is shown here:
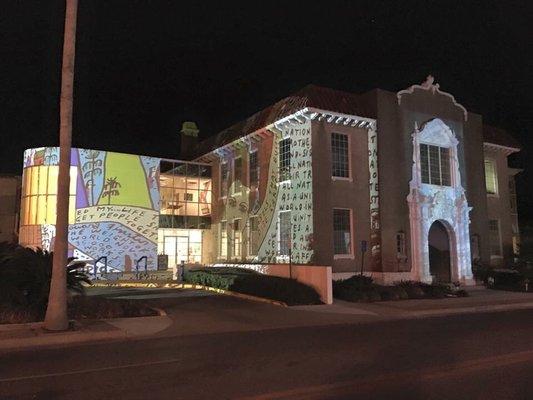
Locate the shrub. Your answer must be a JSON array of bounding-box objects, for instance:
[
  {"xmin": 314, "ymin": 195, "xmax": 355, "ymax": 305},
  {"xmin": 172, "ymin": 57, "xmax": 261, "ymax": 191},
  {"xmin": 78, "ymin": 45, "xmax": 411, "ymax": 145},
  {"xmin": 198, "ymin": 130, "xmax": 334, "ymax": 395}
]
[
  {"xmin": 0, "ymin": 243, "xmax": 91, "ymax": 310},
  {"xmin": 396, "ymin": 281, "xmax": 427, "ymax": 299},
  {"xmin": 184, "ymin": 267, "xmax": 321, "ymax": 305},
  {"xmin": 68, "ymin": 296, "xmax": 157, "ymax": 320}
]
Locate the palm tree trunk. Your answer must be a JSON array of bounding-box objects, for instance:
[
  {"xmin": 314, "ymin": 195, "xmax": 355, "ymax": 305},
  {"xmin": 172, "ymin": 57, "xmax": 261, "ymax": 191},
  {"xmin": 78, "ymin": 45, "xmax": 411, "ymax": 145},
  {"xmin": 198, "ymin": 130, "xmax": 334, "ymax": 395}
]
[{"xmin": 44, "ymin": 0, "xmax": 78, "ymax": 331}]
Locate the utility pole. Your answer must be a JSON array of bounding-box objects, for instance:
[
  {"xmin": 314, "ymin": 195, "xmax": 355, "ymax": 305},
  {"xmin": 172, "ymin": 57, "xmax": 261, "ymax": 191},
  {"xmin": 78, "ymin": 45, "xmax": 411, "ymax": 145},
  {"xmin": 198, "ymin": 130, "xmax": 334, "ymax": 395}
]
[{"xmin": 44, "ymin": 0, "xmax": 78, "ymax": 331}]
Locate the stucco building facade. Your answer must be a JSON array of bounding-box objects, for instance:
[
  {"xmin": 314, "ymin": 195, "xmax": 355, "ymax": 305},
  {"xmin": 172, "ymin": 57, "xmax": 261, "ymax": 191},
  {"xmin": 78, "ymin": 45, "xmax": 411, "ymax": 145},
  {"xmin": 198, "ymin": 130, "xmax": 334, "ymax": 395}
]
[{"xmin": 18, "ymin": 77, "xmax": 521, "ymax": 286}]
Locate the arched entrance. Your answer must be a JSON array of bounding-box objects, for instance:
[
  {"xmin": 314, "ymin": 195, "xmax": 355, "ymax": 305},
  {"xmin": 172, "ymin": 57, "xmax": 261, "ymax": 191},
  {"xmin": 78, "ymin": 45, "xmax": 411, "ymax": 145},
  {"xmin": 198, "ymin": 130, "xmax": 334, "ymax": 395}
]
[{"xmin": 428, "ymin": 221, "xmax": 451, "ymax": 283}]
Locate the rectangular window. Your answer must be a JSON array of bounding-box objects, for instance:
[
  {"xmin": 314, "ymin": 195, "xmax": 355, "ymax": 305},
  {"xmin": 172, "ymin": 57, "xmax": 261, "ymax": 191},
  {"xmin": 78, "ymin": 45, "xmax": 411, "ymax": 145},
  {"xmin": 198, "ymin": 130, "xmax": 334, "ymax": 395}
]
[
  {"xmin": 248, "ymin": 216, "xmax": 259, "ymax": 256},
  {"xmin": 220, "ymin": 221, "xmax": 227, "ymax": 259},
  {"xmin": 279, "ymin": 211, "xmax": 291, "ymax": 256},
  {"xmin": 420, "ymin": 144, "xmax": 451, "ymax": 186},
  {"xmin": 331, "ymin": 133, "xmax": 350, "ymax": 178},
  {"xmin": 396, "ymin": 231, "xmax": 406, "ymax": 259},
  {"xmin": 333, "ymin": 209, "xmax": 352, "ymax": 255},
  {"xmin": 489, "ymin": 219, "xmax": 502, "ymax": 257},
  {"xmin": 233, "ymin": 218, "xmax": 242, "ymax": 258},
  {"xmin": 279, "ymin": 138, "xmax": 291, "ymax": 182},
  {"xmin": 233, "ymin": 157, "xmax": 242, "ymax": 194},
  {"xmin": 484, "ymin": 159, "xmax": 498, "ymax": 195},
  {"xmin": 220, "ymin": 162, "xmax": 229, "ymax": 198},
  {"xmin": 249, "ymin": 151, "xmax": 259, "ymax": 189}
]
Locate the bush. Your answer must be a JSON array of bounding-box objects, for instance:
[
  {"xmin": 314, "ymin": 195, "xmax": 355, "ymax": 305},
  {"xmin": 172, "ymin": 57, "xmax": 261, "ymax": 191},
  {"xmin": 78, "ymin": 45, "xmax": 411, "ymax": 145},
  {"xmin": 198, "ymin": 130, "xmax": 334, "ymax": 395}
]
[
  {"xmin": 396, "ymin": 281, "xmax": 427, "ymax": 299},
  {"xmin": 184, "ymin": 267, "xmax": 322, "ymax": 305},
  {"xmin": 0, "ymin": 242, "xmax": 91, "ymax": 312},
  {"xmin": 68, "ymin": 296, "xmax": 157, "ymax": 320}
]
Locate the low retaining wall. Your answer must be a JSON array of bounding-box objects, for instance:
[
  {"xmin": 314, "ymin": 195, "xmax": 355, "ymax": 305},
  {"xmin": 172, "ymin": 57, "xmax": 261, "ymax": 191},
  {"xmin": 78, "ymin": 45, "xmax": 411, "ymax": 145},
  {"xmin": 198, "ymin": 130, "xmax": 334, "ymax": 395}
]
[{"xmin": 213, "ymin": 263, "xmax": 333, "ymax": 304}]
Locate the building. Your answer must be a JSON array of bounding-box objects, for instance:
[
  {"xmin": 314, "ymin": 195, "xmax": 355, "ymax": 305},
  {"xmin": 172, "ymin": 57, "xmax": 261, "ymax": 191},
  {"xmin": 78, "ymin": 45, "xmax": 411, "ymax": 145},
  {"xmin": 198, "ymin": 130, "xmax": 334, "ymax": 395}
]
[
  {"xmin": 18, "ymin": 77, "xmax": 521, "ymax": 288},
  {"xmin": 0, "ymin": 174, "xmax": 21, "ymax": 243}
]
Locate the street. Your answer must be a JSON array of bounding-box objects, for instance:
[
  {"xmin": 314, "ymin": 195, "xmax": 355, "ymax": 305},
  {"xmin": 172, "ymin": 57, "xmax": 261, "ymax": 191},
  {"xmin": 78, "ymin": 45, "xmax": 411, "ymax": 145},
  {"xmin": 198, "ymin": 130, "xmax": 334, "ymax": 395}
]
[{"xmin": 1, "ymin": 302, "xmax": 533, "ymax": 399}]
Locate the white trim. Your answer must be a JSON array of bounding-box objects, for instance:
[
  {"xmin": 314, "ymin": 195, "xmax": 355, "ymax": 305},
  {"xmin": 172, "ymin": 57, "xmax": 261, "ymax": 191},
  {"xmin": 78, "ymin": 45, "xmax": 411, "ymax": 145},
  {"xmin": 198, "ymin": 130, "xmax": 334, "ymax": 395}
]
[
  {"xmin": 483, "ymin": 142, "xmax": 520, "ymax": 155},
  {"xmin": 397, "ymin": 76, "xmax": 468, "ymax": 121}
]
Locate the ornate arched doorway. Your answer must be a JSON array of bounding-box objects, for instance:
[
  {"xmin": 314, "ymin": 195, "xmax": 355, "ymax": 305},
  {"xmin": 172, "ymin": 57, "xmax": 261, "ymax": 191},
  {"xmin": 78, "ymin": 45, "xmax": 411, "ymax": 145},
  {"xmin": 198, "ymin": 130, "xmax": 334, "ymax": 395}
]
[{"xmin": 428, "ymin": 220, "xmax": 451, "ymax": 282}]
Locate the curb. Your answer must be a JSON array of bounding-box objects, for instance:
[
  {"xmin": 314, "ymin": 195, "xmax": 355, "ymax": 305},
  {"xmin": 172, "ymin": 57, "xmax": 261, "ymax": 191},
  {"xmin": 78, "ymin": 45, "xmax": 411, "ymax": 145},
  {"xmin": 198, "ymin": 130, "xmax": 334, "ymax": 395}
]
[
  {"xmin": 91, "ymin": 281, "xmax": 288, "ymax": 307},
  {"xmin": 409, "ymin": 301, "xmax": 533, "ymax": 318}
]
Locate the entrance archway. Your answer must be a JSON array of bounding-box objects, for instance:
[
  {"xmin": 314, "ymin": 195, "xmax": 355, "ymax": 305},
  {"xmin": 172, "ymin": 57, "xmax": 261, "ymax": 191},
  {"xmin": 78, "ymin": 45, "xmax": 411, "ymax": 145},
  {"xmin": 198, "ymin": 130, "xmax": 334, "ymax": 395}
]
[{"xmin": 428, "ymin": 221, "xmax": 451, "ymax": 283}]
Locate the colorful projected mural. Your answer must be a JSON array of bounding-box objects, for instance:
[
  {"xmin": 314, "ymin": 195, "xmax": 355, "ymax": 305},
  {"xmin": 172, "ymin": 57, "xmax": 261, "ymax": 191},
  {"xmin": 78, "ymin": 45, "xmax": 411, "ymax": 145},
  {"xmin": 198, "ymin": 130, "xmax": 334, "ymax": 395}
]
[
  {"xmin": 20, "ymin": 147, "xmax": 160, "ymax": 273},
  {"xmin": 216, "ymin": 120, "xmax": 314, "ymax": 264}
]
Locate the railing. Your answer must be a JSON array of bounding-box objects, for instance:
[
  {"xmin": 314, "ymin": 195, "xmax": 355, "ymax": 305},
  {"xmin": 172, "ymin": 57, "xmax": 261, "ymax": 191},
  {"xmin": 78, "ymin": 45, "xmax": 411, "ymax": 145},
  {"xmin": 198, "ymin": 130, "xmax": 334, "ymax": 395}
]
[{"xmin": 135, "ymin": 256, "xmax": 148, "ymax": 279}]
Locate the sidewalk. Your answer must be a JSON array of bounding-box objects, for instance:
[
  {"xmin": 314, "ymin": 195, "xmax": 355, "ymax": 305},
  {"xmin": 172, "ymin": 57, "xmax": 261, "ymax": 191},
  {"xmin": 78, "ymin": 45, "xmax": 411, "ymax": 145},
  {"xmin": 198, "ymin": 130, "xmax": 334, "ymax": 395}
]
[{"xmin": 293, "ymin": 287, "xmax": 533, "ymax": 319}]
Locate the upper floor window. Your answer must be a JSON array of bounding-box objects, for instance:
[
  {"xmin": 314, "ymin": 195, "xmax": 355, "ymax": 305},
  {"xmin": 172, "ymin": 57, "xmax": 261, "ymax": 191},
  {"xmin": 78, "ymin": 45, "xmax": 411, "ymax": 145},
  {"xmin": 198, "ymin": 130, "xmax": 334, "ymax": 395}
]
[
  {"xmin": 484, "ymin": 159, "xmax": 498, "ymax": 195},
  {"xmin": 233, "ymin": 157, "xmax": 242, "ymax": 194},
  {"xmin": 420, "ymin": 144, "xmax": 451, "ymax": 186},
  {"xmin": 331, "ymin": 133, "xmax": 350, "ymax": 178},
  {"xmin": 279, "ymin": 138, "xmax": 291, "ymax": 182},
  {"xmin": 248, "ymin": 216, "xmax": 259, "ymax": 256},
  {"xmin": 249, "ymin": 151, "xmax": 259, "ymax": 189},
  {"xmin": 220, "ymin": 161, "xmax": 229, "ymax": 198}
]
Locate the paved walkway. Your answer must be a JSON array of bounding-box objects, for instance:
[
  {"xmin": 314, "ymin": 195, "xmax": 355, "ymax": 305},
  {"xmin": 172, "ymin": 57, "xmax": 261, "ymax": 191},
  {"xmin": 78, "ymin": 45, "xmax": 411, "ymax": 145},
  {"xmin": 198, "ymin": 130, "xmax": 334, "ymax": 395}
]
[{"xmin": 2, "ymin": 286, "xmax": 533, "ymax": 353}]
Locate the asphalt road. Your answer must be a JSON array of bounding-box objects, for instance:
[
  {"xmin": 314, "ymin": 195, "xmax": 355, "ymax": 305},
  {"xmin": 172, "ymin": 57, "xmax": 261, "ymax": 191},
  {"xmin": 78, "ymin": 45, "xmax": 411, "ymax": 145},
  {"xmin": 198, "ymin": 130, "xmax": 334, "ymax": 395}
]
[{"xmin": 1, "ymin": 308, "xmax": 533, "ymax": 399}]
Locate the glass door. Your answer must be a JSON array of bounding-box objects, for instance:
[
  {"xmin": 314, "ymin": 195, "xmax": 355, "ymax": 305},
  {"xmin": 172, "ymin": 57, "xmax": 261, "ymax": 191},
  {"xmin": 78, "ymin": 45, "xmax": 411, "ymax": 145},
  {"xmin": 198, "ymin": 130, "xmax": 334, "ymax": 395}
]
[{"xmin": 163, "ymin": 236, "xmax": 190, "ymax": 268}]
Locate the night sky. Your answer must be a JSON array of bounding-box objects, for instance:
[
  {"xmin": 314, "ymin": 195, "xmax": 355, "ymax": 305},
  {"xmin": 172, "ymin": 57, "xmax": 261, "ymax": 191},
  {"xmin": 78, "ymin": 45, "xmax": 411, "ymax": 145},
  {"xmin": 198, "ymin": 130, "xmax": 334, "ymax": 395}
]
[{"xmin": 1, "ymin": 1, "xmax": 532, "ymax": 219}]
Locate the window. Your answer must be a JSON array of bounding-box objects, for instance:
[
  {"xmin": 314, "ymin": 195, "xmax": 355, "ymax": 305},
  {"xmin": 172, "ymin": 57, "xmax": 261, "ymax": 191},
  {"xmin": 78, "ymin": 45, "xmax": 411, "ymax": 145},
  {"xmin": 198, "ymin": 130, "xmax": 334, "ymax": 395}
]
[
  {"xmin": 248, "ymin": 216, "xmax": 259, "ymax": 256},
  {"xmin": 279, "ymin": 138, "xmax": 291, "ymax": 182},
  {"xmin": 420, "ymin": 144, "xmax": 451, "ymax": 186},
  {"xmin": 233, "ymin": 157, "xmax": 242, "ymax": 194},
  {"xmin": 333, "ymin": 209, "xmax": 352, "ymax": 255},
  {"xmin": 470, "ymin": 234, "xmax": 480, "ymax": 261},
  {"xmin": 185, "ymin": 193, "xmax": 193, "ymax": 201},
  {"xmin": 233, "ymin": 218, "xmax": 242, "ymax": 258},
  {"xmin": 489, "ymin": 219, "xmax": 502, "ymax": 257},
  {"xmin": 220, "ymin": 162, "xmax": 229, "ymax": 197},
  {"xmin": 396, "ymin": 231, "xmax": 406, "ymax": 259},
  {"xmin": 509, "ymin": 177, "xmax": 517, "ymax": 213},
  {"xmin": 331, "ymin": 133, "xmax": 350, "ymax": 178},
  {"xmin": 279, "ymin": 211, "xmax": 291, "ymax": 256},
  {"xmin": 220, "ymin": 221, "xmax": 228, "ymax": 259},
  {"xmin": 484, "ymin": 159, "xmax": 498, "ymax": 195},
  {"xmin": 249, "ymin": 151, "xmax": 259, "ymax": 189}
]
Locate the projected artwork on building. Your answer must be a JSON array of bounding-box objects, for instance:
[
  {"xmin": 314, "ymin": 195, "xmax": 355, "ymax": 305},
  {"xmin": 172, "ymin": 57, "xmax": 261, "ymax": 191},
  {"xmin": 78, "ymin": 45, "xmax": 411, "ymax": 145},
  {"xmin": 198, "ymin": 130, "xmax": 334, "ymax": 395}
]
[
  {"xmin": 20, "ymin": 147, "xmax": 161, "ymax": 272},
  {"xmin": 215, "ymin": 120, "xmax": 314, "ymax": 264},
  {"xmin": 19, "ymin": 148, "xmax": 212, "ymax": 273}
]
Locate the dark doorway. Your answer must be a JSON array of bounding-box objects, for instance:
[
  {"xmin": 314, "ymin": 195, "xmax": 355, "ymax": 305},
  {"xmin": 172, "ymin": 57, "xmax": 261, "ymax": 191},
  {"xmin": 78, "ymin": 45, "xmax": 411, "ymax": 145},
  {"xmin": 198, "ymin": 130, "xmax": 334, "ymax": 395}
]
[{"xmin": 428, "ymin": 221, "xmax": 451, "ymax": 283}]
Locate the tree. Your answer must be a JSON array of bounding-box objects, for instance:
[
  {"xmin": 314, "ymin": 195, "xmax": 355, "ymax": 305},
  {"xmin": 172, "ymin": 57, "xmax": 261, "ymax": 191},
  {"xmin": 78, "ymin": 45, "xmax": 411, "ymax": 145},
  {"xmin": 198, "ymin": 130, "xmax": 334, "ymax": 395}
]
[
  {"xmin": 44, "ymin": 0, "xmax": 78, "ymax": 331},
  {"xmin": 102, "ymin": 177, "xmax": 121, "ymax": 205}
]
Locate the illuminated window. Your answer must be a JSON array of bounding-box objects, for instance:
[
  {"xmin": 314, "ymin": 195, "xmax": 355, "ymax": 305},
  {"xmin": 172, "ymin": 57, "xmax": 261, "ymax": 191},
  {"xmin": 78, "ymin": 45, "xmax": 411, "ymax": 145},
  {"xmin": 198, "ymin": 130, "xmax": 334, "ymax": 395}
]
[
  {"xmin": 249, "ymin": 151, "xmax": 259, "ymax": 189},
  {"xmin": 420, "ymin": 144, "xmax": 450, "ymax": 186},
  {"xmin": 333, "ymin": 209, "xmax": 352, "ymax": 255},
  {"xmin": 220, "ymin": 162, "xmax": 229, "ymax": 197},
  {"xmin": 20, "ymin": 165, "xmax": 77, "ymax": 228},
  {"xmin": 279, "ymin": 138, "xmax": 291, "ymax": 182},
  {"xmin": 331, "ymin": 133, "xmax": 350, "ymax": 178},
  {"xmin": 233, "ymin": 157, "xmax": 242, "ymax": 194},
  {"xmin": 484, "ymin": 159, "xmax": 498, "ymax": 195},
  {"xmin": 248, "ymin": 216, "xmax": 259, "ymax": 256},
  {"xmin": 279, "ymin": 211, "xmax": 291, "ymax": 256},
  {"xmin": 489, "ymin": 219, "xmax": 502, "ymax": 257},
  {"xmin": 233, "ymin": 218, "xmax": 242, "ymax": 258},
  {"xmin": 220, "ymin": 220, "xmax": 228, "ymax": 259}
]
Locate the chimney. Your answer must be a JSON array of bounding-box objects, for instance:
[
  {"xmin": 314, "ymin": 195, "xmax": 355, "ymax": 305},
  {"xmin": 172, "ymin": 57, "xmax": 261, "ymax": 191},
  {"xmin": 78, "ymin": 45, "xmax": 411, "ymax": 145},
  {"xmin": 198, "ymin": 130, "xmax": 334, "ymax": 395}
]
[{"xmin": 180, "ymin": 121, "xmax": 199, "ymax": 158}]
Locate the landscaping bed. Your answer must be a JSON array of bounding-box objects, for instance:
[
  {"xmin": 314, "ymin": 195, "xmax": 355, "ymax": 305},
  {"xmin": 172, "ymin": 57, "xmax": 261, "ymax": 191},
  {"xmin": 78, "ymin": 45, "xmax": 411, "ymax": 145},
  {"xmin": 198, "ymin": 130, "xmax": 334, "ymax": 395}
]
[
  {"xmin": 473, "ymin": 263, "xmax": 532, "ymax": 293},
  {"xmin": 184, "ymin": 267, "xmax": 322, "ymax": 305},
  {"xmin": 333, "ymin": 275, "xmax": 468, "ymax": 303}
]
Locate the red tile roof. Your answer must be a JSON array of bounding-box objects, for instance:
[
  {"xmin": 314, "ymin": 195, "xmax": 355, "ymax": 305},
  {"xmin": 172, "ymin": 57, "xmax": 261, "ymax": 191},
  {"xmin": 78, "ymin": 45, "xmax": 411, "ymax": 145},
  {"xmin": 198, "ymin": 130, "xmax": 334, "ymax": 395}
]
[
  {"xmin": 483, "ymin": 124, "xmax": 521, "ymax": 149},
  {"xmin": 192, "ymin": 85, "xmax": 367, "ymax": 156}
]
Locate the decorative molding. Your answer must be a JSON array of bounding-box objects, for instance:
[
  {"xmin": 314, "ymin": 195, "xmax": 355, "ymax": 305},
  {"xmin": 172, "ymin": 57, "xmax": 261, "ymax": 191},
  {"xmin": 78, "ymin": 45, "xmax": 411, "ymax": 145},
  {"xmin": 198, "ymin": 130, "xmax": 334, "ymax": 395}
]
[
  {"xmin": 397, "ymin": 75, "xmax": 468, "ymax": 121},
  {"xmin": 407, "ymin": 118, "xmax": 473, "ymax": 284}
]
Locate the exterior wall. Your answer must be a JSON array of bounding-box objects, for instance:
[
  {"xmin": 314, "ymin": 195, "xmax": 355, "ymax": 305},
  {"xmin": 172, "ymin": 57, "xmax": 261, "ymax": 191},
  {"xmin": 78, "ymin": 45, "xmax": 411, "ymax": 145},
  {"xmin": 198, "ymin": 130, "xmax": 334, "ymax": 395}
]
[
  {"xmin": 311, "ymin": 120, "xmax": 373, "ymax": 273},
  {"xmin": 210, "ymin": 120, "xmax": 314, "ymax": 265},
  {"xmin": 0, "ymin": 175, "xmax": 21, "ymax": 243},
  {"xmin": 484, "ymin": 147, "xmax": 518, "ymax": 266},
  {"xmin": 20, "ymin": 147, "xmax": 161, "ymax": 272},
  {"xmin": 358, "ymin": 85, "xmax": 488, "ymax": 282}
]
